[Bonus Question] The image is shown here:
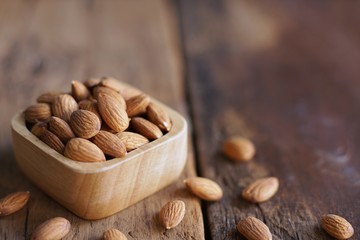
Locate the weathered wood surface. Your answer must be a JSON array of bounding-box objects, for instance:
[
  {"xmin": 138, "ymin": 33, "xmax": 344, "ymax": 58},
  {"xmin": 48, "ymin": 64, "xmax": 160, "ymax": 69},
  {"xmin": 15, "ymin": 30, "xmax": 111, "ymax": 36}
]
[
  {"xmin": 179, "ymin": 0, "xmax": 360, "ymax": 239},
  {"xmin": 0, "ymin": 1, "xmax": 204, "ymax": 239}
]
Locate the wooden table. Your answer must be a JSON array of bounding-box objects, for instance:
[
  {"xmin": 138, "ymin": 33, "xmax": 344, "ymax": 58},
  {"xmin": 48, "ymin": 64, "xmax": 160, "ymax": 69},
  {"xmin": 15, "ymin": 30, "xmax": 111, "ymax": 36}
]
[{"xmin": 0, "ymin": 1, "xmax": 359, "ymax": 239}]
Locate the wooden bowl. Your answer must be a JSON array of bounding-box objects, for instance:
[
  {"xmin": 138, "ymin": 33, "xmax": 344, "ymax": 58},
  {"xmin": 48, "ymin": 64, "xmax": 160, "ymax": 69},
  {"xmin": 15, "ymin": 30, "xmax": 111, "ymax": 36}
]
[{"xmin": 11, "ymin": 87, "xmax": 187, "ymax": 220}]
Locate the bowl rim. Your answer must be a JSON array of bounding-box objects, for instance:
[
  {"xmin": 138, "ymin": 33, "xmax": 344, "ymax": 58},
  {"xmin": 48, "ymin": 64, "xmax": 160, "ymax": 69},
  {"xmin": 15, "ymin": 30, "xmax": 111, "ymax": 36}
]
[{"xmin": 12, "ymin": 94, "xmax": 187, "ymax": 174}]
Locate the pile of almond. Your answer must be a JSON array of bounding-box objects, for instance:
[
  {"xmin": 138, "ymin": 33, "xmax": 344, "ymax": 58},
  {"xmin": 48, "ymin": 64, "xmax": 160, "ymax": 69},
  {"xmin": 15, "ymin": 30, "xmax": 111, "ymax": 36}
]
[{"xmin": 23, "ymin": 77, "xmax": 172, "ymax": 162}]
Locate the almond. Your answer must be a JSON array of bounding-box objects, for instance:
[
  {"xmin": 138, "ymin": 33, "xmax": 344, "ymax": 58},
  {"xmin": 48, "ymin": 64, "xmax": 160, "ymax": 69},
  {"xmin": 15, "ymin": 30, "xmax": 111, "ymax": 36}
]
[
  {"xmin": 97, "ymin": 92, "xmax": 129, "ymax": 133},
  {"xmin": 40, "ymin": 130, "xmax": 65, "ymax": 154},
  {"xmin": 72, "ymin": 80, "xmax": 90, "ymax": 101},
  {"xmin": 24, "ymin": 103, "xmax": 52, "ymax": 123},
  {"xmin": 31, "ymin": 217, "xmax": 71, "ymax": 240},
  {"xmin": 130, "ymin": 117, "xmax": 163, "ymax": 140},
  {"xmin": 99, "ymin": 76, "xmax": 142, "ymax": 100},
  {"xmin": 52, "ymin": 94, "xmax": 78, "ymax": 122},
  {"xmin": 83, "ymin": 77, "xmax": 101, "ymax": 89},
  {"xmin": 184, "ymin": 177, "xmax": 223, "ymax": 201},
  {"xmin": 64, "ymin": 138, "xmax": 105, "ymax": 162},
  {"xmin": 79, "ymin": 100, "xmax": 102, "ymax": 123},
  {"xmin": 93, "ymin": 86, "xmax": 126, "ymax": 109},
  {"xmin": 159, "ymin": 200, "xmax": 186, "ymax": 230},
  {"xmin": 36, "ymin": 92, "xmax": 61, "ymax": 104},
  {"xmin": 223, "ymin": 136, "xmax": 256, "ymax": 162},
  {"xmin": 321, "ymin": 214, "xmax": 354, "ymax": 239},
  {"xmin": 31, "ymin": 122, "xmax": 48, "ymax": 137},
  {"xmin": 116, "ymin": 131, "xmax": 149, "ymax": 151},
  {"xmin": 0, "ymin": 191, "xmax": 30, "ymax": 216},
  {"xmin": 237, "ymin": 217, "xmax": 272, "ymax": 240},
  {"xmin": 103, "ymin": 228, "xmax": 128, "ymax": 240},
  {"xmin": 242, "ymin": 177, "xmax": 279, "ymax": 203},
  {"xmin": 147, "ymin": 102, "xmax": 172, "ymax": 132},
  {"xmin": 91, "ymin": 130, "xmax": 127, "ymax": 158},
  {"xmin": 126, "ymin": 94, "xmax": 150, "ymax": 117},
  {"xmin": 48, "ymin": 116, "xmax": 75, "ymax": 142},
  {"xmin": 70, "ymin": 110, "xmax": 101, "ymax": 139}
]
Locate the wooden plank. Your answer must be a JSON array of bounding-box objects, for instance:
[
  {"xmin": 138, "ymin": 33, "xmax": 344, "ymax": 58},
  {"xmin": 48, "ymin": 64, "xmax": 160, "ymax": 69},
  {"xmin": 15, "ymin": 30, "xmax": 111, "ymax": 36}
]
[
  {"xmin": 179, "ymin": 0, "xmax": 360, "ymax": 239},
  {"xmin": 0, "ymin": 0, "xmax": 204, "ymax": 239}
]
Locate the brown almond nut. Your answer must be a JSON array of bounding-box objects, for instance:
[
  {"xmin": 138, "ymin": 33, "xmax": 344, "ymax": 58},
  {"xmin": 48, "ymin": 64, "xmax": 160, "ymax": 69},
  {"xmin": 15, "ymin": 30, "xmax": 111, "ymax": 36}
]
[
  {"xmin": 64, "ymin": 138, "xmax": 106, "ymax": 162},
  {"xmin": 93, "ymin": 86, "xmax": 126, "ymax": 109},
  {"xmin": 237, "ymin": 217, "xmax": 272, "ymax": 240},
  {"xmin": 223, "ymin": 136, "xmax": 256, "ymax": 162},
  {"xmin": 147, "ymin": 102, "xmax": 172, "ymax": 132},
  {"xmin": 103, "ymin": 228, "xmax": 128, "ymax": 240},
  {"xmin": 98, "ymin": 93, "xmax": 129, "ymax": 133},
  {"xmin": 93, "ymin": 86, "xmax": 126, "ymax": 106},
  {"xmin": 70, "ymin": 110, "xmax": 101, "ymax": 139},
  {"xmin": 72, "ymin": 80, "xmax": 90, "ymax": 101},
  {"xmin": 184, "ymin": 177, "xmax": 223, "ymax": 201},
  {"xmin": 116, "ymin": 131, "xmax": 149, "ymax": 151},
  {"xmin": 91, "ymin": 131, "xmax": 127, "ymax": 158},
  {"xmin": 31, "ymin": 217, "xmax": 71, "ymax": 240},
  {"xmin": 99, "ymin": 76, "xmax": 123, "ymax": 92},
  {"xmin": 130, "ymin": 117, "xmax": 163, "ymax": 140},
  {"xmin": 126, "ymin": 94, "xmax": 150, "ymax": 117},
  {"xmin": 36, "ymin": 92, "xmax": 61, "ymax": 104},
  {"xmin": 40, "ymin": 130, "xmax": 65, "ymax": 154},
  {"xmin": 31, "ymin": 122, "xmax": 48, "ymax": 137},
  {"xmin": 24, "ymin": 103, "xmax": 52, "ymax": 123},
  {"xmin": 321, "ymin": 214, "xmax": 354, "ymax": 239},
  {"xmin": 48, "ymin": 116, "xmax": 76, "ymax": 142},
  {"xmin": 83, "ymin": 78, "xmax": 101, "ymax": 89},
  {"xmin": 159, "ymin": 200, "xmax": 186, "ymax": 230},
  {"xmin": 52, "ymin": 94, "xmax": 78, "ymax": 122},
  {"xmin": 99, "ymin": 76, "xmax": 142, "ymax": 100},
  {"xmin": 0, "ymin": 191, "xmax": 30, "ymax": 216},
  {"xmin": 78, "ymin": 100, "xmax": 102, "ymax": 123},
  {"xmin": 242, "ymin": 177, "xmax": 279, "ymax": 203},
  {"xmin": 101, "ymin": 123, "xmax": 119, "ymax": 134}
]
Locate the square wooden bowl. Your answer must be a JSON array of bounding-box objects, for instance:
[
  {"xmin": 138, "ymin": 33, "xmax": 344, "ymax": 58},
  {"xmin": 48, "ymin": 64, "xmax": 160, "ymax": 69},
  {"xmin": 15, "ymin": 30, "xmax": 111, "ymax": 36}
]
[{"xmin": 11, "ymin": 83, "xmax": 187, "ymax": 220}]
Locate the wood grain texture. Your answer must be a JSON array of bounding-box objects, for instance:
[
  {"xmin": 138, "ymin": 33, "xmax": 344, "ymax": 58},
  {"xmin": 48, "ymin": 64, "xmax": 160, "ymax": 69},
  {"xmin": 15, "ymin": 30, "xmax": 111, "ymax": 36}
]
[
  {"xmin": 0, "ymin": 0, "xmax": 204, "ymax": 239},
  {"xmin": 179, "ymin": 0, "xmax": 360, "ymax": 239}
]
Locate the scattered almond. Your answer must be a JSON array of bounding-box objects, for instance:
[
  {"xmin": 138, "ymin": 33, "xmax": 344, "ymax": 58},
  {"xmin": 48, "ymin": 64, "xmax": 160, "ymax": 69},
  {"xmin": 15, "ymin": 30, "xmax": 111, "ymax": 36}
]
[
  {"xmin": 31, "ymin": 217, "xmax": 71, "ymax": 240},
  {"xmin": 64, "ymin": 138, "xmax": 106, "ymax": 162},
  {"xmin": 147, "ymin": 102, "xmax": 172, "ymax": 132},
  {"xmin": 48, "ymin": 116, "xmax": 75, "ymax": 142},
  {"xmin": 130, "ymin": 117, "xmax": 163, "ymax": 140},
  {"xmin": 184, "ymin": 177, "xmax": 223, "ymax": 201},
  {"xmin": 70, "ymin": 110, "xmax": 101, "ymax": 139},
  {"xmin": 321, "ymin": 214, "xmax": 354, "ymax": 239},
  {"xmin": 40, "ymin": 130, "xmax": 65, "ymax": 154},
  {"xmin": 103, "ymin": 228, "xmax": 128, "ymax": 240},
  {"xmin": 99, "ymin": 76, "xmax": 123, "ymax": 92},
  {"xmin": 159, "ymin": 200, "xmax": 186, "ymax": 230},
  {"xmin": 36, "ymin": 92, "xmax": 61, "ymax": 104},
  {"xmin": 72, "ymin": 80, "xmax": 90, "ymax": 101},
  {"xmin": 237, "ymin": 216, "xmax": 272, "ymax": 240},
  {"xmin": 52, "ymin": 94, "xmax": 78, "ymax": 122},
  {"xmin": 116, "ymin": 131, "xmax": 149, "ymax": 151},
  {"xmin": 242, "ymin": 177, "xmax": 279, "ymax": 203},
  {"xmin": 0, "ymin": 191, "xmax": 30, "ymax": 216},
  {"xmin": 91, "ymin": 130, "xmax": 127, "ymax": 158},
  {"xmin": 126, "ymin": 94, "xmax": 150, "ymax": 117},
  {"xmin": 97, "ymin": 92, "xmax": 129, "ymax": 132},
  {"xmin": 223, "ymin": 136, "xmax": 256, "ymax": 162},
  {"xmin": 31, "ymin": 122, "xmax": 48, "ymax": 137},
  {"xmin": 24, "ymin": 103, "xmax": 52, "ymax": 123}
]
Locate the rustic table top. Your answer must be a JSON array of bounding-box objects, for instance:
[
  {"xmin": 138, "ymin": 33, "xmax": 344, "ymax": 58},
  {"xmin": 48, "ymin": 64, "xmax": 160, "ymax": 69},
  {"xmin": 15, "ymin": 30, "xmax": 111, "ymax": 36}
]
[{"xmin": 0, "ymin": 1, "xmax": 359, "ymax": 239}]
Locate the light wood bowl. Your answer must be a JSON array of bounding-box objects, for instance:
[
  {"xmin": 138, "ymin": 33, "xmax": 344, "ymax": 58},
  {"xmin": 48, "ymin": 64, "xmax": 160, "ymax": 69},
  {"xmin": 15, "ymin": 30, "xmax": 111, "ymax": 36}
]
[{"xmin": 11, "ymin": 88, "xmax": 187, "ymax": 220}]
